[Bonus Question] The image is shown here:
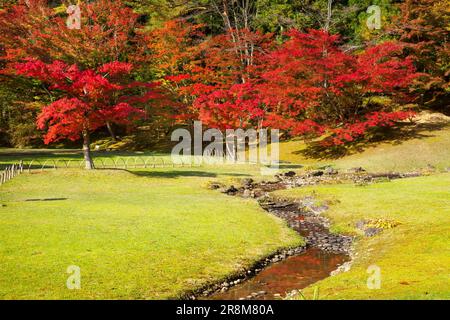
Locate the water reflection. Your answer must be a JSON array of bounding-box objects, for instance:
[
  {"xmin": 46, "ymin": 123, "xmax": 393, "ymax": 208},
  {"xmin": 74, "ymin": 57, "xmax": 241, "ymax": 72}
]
[{"xmin": 209, "ymin": 248, "xmax": 348, "ymax": 300}]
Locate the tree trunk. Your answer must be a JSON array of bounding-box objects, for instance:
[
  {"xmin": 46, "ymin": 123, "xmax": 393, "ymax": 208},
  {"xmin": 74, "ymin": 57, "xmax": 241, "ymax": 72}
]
[
  {"xmin": 82, "ymin": 130, "xmax": 95, "ymax": 170},
  {"xmin": 106, "ymin": 121, "xmax": 117, "ymax": 141},
  {"xmin": 324, "ymin": 0, "xmax": 333, "ymax": 32}
]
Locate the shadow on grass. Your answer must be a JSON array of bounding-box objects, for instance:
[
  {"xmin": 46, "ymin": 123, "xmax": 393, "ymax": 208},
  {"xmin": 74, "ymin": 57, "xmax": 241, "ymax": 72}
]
[
  {"xmin": 0, "ymin": 150, "xmax": 168, "ymax": 164},
  {"xmin": 297, "ymin": 122, "xmax": 450, "ymax": 160},
  {"xmin": 128, "ymin": 170, "xmax": 251, "ymax": 179},
  {"xmin": 24, "ymin": 198, "xmax": 68, "ymax": 202},
  {"xmin": 277, "ymin": 164, "xmax": 304, "ymax": 169}
]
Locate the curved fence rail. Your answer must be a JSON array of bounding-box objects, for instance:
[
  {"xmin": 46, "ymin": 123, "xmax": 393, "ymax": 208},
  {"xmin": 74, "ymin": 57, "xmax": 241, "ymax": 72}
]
[
  {"xmin": 14, "ymin": 156, "xmax": 237, "ymax": 172},
  {"xmin": 0, "ymin": 161, "xmax": 24, "ymax": 185}
]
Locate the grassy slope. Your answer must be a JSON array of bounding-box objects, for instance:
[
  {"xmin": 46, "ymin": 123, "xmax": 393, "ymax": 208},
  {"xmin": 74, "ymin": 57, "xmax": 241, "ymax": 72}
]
[
  {"xmin": 277, "ymin": 125, "xmax": 450, "ymax": 172},
  {"xmin": 0, "ymin": 167, "xmax": 302, "ymax": 299},
  {"xmin": 274, "ymin": 174, "xmax": 450, "ymax": 299}
]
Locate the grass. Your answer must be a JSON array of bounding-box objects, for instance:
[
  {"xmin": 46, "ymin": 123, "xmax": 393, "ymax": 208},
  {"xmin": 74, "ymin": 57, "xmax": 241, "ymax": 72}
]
[
  {"xmin": 2, "ymin": 117, "xmax": 449, "ymax": 172},
  {"xmin": 0, "ymin": 149, "xmax": 175, "ymax": 169},
  {"xmin": 274, "ymin": 174, "xmax": 450, "ymax": 299},
  {"xmin": 276, "ymin": 123, "xmax": 450, "ymax": 172},
  {"xmin": 1, "ymin": 114, "xmax": 449, "ymax": 300},
  {"xmin": 0, "ymin": 167, "xmax": 302, "ymax": 299}
]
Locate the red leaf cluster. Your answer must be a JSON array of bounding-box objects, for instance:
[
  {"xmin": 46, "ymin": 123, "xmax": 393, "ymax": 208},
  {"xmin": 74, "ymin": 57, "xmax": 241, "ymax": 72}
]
[{"xmin": 15, "ymin": 59, "xmax": 152, "ymax": 144}]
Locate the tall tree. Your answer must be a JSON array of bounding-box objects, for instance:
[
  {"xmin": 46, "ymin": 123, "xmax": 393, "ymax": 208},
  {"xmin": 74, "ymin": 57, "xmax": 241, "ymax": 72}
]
[
  {"xmin": 390, "ymin": 0, "xmax": 449, "ymax": 111},
  {"xmin": 208, "ymin": 0, "xmax": 261, "ymax": 80},
  {"xmin": 14, "ymin": 59, "xmax": 155, "ymax": 169},
  {"xmin": 0, "ymin": 0, "xmax": 147, "ymax": 146}
]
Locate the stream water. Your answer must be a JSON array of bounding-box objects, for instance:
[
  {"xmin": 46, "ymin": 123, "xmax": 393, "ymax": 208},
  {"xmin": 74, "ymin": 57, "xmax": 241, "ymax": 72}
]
[
  {"xmin": 210, "ymin": 248, "xmax": 347, "ymax": 300},
  {"xmin": 206, "ymin": 179, "xmax": 352, "ymax": 300},
  {"xmin": 203, "ymin": 170, "xmax": 417, "ymax": 300}
]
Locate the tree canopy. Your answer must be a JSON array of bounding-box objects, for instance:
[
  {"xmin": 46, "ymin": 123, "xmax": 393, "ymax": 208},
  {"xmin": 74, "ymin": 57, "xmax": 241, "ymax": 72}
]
[{"xmin": 0, "ymin": 0, "xmax": 446, "ymax": 161}]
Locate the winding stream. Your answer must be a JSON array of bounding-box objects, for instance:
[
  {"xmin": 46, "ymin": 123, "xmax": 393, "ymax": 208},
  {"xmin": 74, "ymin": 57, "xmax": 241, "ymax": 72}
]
[
  {"xmin": 210, "ymin": 248, "xmax": 347, "ymax": 300},
  {"xmin": 204, "ymin": 175, "xmax": 353, "ymax": 300},
  {"xmin": 199, "ymin": 170, "xmax": 418, "ymax": 300}
]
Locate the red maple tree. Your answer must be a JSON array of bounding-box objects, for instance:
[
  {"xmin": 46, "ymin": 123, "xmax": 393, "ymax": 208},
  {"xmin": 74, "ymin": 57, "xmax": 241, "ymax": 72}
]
[
  {"xmin": 1, "ymin": 3, "xmax": 423, "ymax": 154},
  {"xmin": 0, "ymin": 0, "xmax": 158, "ymax": 166},
  {"xmin": 167, "ymin": 28, "xmax": 418, "ymax": 145},
  {"xmin": 149, "ymin": 21, "xmax": 419, "ymax": 146},
  {"xmin": 14, "ymin": 59, "xmax": 156, "ymax": 169},
  {"xmin": 258, "ymin": 29, "xmax": 419, "ymax": 145}
]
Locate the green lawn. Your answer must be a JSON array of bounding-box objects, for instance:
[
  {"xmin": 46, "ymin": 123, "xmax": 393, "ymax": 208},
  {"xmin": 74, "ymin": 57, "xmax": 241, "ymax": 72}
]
[
  {"xmin": 276, "ymin": 124, "xmax": 450, "ymax": 172},
  {"xmin": 274, "ymin": 174, "xmax": 450, "ymax": 299},
  {"xmin": 2, "ymin": 118, "xmax": 449, "ymax": 173},
  {"xmin": 0, "ymin": 167, "xmax": 302, "ymax": 299},
  {"xmin": 0, "ymin": 149, "xmax": 176, "ymax": 169},
  {"xmin": 1, "ymin": 116, "xmax": 449, "ymax": 300}
]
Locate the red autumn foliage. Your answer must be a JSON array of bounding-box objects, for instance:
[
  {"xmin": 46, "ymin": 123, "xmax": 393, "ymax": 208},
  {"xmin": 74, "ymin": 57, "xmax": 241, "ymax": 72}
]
[
  {"xmin": 136, "ymin": 20, "xmax": 207, "ymax": 123},
  {"xmin": 155, "ymin": 24, "xmax": 273, "ymax": 127},
  {"xmin": 0, "ymin": 0, "xmax": 161, "ymax": 168},
  {"xmin": 0, "ymin": 0, "xmax": 139, "ymax": 68},
  {"xmin": 1, "ymin": 0, "xmax": 423, "ymax": 152},
  {"xmin": 14, "ymin": 59, "xmax": 153, "ymax": 145},
  {"xmin": 390, "ymin": 0, "xmax": 449, "ymax": 108},
  {"xmin": 162, "ymin": 27, "xmax": 418, "ymax": 145},
  {"xmin": 257, "ymin": 29, "xmax": 418, "ymax": 144},
  {"xmin": 193, "ymin": 83, "xmax": 264, "ymax": 129}
]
